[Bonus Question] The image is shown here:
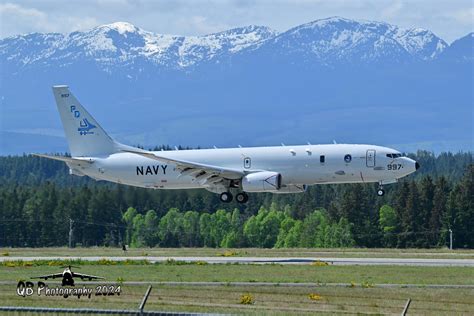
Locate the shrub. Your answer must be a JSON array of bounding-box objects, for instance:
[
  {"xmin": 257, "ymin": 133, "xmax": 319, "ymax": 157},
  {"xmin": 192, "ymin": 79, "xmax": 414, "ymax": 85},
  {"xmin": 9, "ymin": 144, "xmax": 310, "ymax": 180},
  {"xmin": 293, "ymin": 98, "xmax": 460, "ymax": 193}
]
[
  {"xmin": 97, "ymin": 258, "xmax": 117, "ymax": 265},
  {"xmin": 240, "ymin": 293, "xmax": 253, "ymax": 304},
  {"xmin": 311, "ymin": 260, "xmax": 329, "ymax": 266},
  {"xmin": 195, "ymin": 261, "xmax": 208, "ymax": 265},
  {"xmin": 308, "ymin": 293, "xmax": 322, "ymax": 300},
  {"xmin": 219, "ymin": 250, "xmax": 238, "ymax": 257}
]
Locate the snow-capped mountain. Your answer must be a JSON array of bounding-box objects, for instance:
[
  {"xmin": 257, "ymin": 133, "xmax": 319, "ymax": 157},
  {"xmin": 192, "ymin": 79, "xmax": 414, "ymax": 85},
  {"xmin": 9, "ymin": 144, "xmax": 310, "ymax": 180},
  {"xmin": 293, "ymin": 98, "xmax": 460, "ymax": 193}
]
[
  {"xmin": 0, "ymin": 22, "xmax": 278, "ymax": 71},
  {"xmin": 0, "ymin": 17, "xmax": 449, "ymax": 72},
  {"xmin": 0, "ymin": 17, "xmax": 472, "ymax": 155},
  {"xmin": 248, "ymin": 17, "xmax": 447, "ymax": 64},
  {"xmin": 439, "ymin": 32, "xmax": 474, "ymax": 62}
]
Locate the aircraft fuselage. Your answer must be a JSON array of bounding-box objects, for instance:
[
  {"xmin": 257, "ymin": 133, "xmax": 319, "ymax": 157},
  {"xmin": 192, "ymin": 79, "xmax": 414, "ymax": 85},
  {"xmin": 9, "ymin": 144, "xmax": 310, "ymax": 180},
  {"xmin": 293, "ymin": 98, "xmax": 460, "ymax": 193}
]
[{"xmin": 73, "ymin": 144, "xmax": 417, "ymax": 190}]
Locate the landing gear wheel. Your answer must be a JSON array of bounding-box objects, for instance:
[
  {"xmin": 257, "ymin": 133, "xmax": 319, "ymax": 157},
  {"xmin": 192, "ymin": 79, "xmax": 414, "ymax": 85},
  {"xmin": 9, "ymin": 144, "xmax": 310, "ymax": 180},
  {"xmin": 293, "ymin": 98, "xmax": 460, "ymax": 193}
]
[
  {"xmin": 236, "ymin": 192, "xmax": 249, "ymax": 204},
  {"xmin": 219, "ymin": 192, "xmax": 233, "ymax": 203},
  {"xmin": 377, "ymin": 189, "xmax": 385, "ymax": 196}
]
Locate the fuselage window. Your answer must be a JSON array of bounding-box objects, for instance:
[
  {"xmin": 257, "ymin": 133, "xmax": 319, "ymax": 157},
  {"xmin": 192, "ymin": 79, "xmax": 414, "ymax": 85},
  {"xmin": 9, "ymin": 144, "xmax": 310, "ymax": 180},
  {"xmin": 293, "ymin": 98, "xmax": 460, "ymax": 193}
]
[
  {"xmin": 243, "ymin": 157, "xmax": 251, "ymax": 169},
  {"xmin": 344, "ymin": 154, "xmax": 352, "ymax": 163},
  {"xmin": 320, "ymin": 155, "xmax": 325, "ymax": 163}
]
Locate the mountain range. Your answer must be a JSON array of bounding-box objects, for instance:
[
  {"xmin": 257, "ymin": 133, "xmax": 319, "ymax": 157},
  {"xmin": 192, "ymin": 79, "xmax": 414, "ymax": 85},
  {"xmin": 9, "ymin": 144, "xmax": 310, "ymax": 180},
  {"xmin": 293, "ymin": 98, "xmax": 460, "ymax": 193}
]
[{"xmin": 0, "ymin": 17, "xmax": 472, "ymax": 155}]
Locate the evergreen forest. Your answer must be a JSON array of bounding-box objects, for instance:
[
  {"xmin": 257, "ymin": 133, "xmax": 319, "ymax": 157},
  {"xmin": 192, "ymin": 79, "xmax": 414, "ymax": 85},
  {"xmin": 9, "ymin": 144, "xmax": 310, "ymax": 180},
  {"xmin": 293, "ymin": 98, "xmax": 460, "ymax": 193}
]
[{"xmin": 0, "ymin": 150, "xmax": 472, "ymax": 249}]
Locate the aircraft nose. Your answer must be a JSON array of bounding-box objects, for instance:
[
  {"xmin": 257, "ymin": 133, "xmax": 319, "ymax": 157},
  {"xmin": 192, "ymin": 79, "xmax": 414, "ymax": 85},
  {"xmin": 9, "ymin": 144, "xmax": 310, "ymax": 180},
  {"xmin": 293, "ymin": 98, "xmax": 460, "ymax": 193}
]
[{"xmin": 415, "ymin": 162, "xmax": 420, "ymax": 170}]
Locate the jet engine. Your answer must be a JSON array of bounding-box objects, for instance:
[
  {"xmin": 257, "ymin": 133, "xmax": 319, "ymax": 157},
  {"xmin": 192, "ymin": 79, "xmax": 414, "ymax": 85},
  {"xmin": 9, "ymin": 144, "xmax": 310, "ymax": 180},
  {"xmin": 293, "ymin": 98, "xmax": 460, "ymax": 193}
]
[{"xmin": 242, "ymin": 171, "xmax": 281, "ymax": 192}]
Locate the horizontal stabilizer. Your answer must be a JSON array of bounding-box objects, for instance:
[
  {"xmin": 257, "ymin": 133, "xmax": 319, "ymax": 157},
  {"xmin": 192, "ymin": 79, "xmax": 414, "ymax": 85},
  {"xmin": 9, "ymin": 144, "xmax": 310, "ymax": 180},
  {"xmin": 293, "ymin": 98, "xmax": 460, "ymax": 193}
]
[{"xmin": 32, "ymin": 153, "xmax": 94, "ymax": 164}]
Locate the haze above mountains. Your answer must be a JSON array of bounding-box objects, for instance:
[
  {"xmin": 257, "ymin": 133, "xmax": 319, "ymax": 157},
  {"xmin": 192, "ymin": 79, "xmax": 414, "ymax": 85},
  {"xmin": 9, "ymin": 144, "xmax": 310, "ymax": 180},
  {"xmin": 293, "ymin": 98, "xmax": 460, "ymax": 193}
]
[{"xmin": 0, "ymin": 17, "xmax": 472, "ymax": 155}]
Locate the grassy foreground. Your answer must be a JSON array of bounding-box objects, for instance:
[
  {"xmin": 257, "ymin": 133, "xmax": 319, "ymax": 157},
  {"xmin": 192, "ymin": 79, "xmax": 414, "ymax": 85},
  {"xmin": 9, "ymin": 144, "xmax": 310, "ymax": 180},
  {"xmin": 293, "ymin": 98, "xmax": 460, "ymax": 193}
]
[
  {"xmin": 0, "ymin": 263, "xmax": 473, "ymax": 285},
  {"xmin": 0, "ymin": 258, "xmax": 473, "ymax": 314},
  {"xmin": 2, "ymin": 284, "xmax": 473, "ymax": 315}
]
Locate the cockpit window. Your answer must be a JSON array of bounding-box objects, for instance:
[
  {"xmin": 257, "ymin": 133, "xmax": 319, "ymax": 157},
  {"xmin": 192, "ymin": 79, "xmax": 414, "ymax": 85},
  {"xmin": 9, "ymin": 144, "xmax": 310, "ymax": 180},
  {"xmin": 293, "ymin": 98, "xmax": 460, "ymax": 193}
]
[{"xmin": 386, "ymin": 153, "xmax": 402, "ymax": 158}]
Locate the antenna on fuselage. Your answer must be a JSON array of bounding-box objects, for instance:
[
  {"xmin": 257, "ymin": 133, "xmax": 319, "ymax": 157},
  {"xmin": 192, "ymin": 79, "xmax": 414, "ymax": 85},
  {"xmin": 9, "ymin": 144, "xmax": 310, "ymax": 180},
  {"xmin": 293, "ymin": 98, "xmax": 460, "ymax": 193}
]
[
  {"xmin": 281, "ymin": 143, "xmax": 285, "ymax": 146},
  {"xmin": 174, "ymin": 146, "xmax": 179, "ymax": 150},
  {"xmin": 333, "ymin": 140, "xmax": 337, "ymax": 144}
]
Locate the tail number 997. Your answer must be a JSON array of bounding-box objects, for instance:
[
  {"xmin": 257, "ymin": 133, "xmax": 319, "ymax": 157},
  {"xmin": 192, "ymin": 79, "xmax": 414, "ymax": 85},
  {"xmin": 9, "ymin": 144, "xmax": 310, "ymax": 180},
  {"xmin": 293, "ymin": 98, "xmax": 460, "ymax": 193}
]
[{"xmin": 387, "ymin": 164, "xmax": 403, "ymax": 170}]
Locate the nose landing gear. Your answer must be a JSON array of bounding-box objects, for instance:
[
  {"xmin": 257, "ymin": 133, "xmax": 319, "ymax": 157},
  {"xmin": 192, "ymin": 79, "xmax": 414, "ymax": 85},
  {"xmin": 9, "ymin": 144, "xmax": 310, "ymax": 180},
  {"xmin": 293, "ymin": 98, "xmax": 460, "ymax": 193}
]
[{"xmin": 377, "ymin": 185, "xmax": 385, "ymax": 196}]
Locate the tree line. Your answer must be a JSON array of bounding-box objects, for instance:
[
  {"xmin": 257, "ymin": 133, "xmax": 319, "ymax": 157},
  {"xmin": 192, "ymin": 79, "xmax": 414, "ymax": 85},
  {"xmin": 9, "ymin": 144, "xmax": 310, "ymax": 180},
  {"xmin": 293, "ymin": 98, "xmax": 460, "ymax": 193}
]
[
  {"xmin": 123, "ymin": 206, "xmax": 355, "ymax": 248},
  {"xmin": 0, "ymin": 151, "xmax": 472, "ymax": 248}
]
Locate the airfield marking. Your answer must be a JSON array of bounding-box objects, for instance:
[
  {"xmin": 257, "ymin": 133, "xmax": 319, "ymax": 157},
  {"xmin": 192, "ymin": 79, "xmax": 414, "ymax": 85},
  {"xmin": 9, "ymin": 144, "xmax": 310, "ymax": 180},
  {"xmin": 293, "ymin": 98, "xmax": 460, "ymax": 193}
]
[
  {"xmin": 1, "ymin": 280, "xmax": 473, "ymax": 288},
  {"xmin": 1, "ymin": 256, "xmax": 474, "ymax": 267}
]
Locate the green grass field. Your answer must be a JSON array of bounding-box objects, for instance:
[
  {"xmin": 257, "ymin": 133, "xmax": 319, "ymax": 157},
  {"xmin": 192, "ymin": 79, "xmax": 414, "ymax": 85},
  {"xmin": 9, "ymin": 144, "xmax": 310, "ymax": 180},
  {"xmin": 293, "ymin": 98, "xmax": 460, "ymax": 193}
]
[
  {"xmin": 2, "ymin": 246, "xmax": 474, "ymax": 259},
  {"xmin": 0, "ymin": 248, "xmax": 473, "ymax": 314},
  {"xmin": 3, "ymin": 284, "xmax": 473, "ymax": 315},
  {"xmin": 1, "ymin": 264, "xmax": 473, "ymax": 285}
]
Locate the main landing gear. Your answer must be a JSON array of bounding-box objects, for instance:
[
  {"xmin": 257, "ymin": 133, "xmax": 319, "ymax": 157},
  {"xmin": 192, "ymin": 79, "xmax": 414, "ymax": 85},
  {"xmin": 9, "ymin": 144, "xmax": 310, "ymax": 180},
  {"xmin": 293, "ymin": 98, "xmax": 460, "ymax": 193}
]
[
  {"xmin": 236, "ymin": 192, "xmax": 249, "ymax": 203},
  {"xmin": 377, "ymin": 185, "xmax": 385, "ymax": 197},
  {"xmin": 219, "ymin": 192, "xmax": 233, "ymax": 203},
  {"xmin": 219, "ymin": 192, "xmax": 249, "ymax": 203}
]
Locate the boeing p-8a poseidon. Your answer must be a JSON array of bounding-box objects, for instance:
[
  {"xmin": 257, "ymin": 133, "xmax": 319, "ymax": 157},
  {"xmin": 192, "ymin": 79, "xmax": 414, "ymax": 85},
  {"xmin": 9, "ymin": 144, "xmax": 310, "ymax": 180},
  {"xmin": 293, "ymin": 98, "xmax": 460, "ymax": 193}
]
[{"xmin": 35, "ymin": 86, "xmax": 419, "ymax": 203}]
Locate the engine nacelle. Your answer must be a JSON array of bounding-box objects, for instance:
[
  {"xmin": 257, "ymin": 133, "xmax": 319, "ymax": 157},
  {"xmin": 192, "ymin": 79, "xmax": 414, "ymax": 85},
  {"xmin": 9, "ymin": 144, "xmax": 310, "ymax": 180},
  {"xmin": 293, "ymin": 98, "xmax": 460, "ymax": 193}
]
[
  {"xmin": 273, "ymin": 184, "xmax": 307, "ymax": 194},
  {"xmin": 242, "ymin": 171, "xmax": 281, "ymax": 192}
]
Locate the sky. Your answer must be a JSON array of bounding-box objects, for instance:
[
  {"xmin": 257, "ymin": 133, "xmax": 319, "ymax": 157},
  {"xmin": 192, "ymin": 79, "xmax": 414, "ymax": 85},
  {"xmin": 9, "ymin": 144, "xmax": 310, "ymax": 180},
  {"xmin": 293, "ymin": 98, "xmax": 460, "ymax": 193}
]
[{"xmin": 0, "ymin": 0, "xmax": 472, "ymax": 43}]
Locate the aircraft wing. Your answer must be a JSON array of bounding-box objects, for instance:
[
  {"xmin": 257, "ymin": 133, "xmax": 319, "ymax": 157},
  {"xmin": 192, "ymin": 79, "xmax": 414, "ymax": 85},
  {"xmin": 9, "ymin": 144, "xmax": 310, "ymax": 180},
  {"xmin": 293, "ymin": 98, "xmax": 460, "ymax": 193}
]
[
  {"xmin": 123, "ymin": 149, "xmax": 245, "ymax": 181},
  {"xmin": 31, "ymin": 273, "xmax": 63, "ymax": 279},
  {"xmin": 72, "ymin": 272, "xmax": 105, "ymax": 280}
]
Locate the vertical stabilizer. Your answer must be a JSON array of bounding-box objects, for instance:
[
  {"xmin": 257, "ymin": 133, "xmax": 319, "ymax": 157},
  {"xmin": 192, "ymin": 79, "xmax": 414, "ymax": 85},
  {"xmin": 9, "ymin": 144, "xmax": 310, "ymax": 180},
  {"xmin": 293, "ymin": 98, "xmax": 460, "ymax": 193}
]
[{"xmin": 52, "ymin": 85, "xmax": 118, "ymax": 157}]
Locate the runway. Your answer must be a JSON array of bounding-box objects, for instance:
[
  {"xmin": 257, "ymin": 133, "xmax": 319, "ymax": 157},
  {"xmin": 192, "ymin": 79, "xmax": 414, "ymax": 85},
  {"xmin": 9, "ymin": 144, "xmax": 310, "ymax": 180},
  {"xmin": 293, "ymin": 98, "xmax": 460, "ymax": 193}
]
[
  {"xmin": 2, "ymin": 256, "xmax": 473, "ymax": 266},
  {"xmin": 1, "ymin": 280, "xmax": 473, "ymax": 288}
]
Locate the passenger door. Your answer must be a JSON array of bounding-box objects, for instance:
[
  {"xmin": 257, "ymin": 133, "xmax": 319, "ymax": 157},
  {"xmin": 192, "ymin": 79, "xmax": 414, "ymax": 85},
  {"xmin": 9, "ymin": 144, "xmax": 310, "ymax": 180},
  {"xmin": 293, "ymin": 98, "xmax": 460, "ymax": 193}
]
[{"xmin": 366, "ymin": 150, "xmax": 376, "ymax": 167}]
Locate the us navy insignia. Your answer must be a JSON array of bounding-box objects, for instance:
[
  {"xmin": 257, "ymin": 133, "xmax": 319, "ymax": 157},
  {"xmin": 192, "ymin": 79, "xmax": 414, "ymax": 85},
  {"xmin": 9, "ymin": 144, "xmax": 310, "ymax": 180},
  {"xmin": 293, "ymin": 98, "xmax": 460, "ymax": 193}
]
[{"xmin": 136, "ymin": 165, "xmax": 167, "ymax": 175}]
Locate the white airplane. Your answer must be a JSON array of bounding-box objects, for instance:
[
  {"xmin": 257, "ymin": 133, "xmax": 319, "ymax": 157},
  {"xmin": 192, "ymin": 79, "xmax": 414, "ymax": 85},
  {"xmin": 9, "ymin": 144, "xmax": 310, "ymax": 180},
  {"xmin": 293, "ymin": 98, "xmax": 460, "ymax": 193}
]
[
  {"xmin": 32, "ymin": 265, "xmax": 104, "ymax": 286},
  {"xmin": 35, "ymin": 85, "xmax": 419, "ymax": 203}
]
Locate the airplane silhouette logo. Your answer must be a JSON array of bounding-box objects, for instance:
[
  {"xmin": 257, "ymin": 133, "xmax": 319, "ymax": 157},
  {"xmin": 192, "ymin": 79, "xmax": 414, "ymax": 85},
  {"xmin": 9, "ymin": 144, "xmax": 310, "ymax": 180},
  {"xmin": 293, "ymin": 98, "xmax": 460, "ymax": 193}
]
[
  {"xmin": 78, "ymin": 118, "xmax": 97, "ymax": 135},
  {"xmin": 32, "ymin": 265, "xmax": 104, "ymax": 286}
]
